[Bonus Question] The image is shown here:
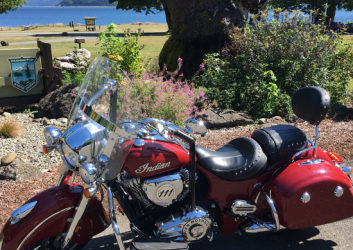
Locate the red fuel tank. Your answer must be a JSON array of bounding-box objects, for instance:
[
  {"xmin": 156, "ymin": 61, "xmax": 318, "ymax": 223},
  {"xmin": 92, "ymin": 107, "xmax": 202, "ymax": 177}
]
[
  {"xmin": 267, "ymin": 148, "xmax": 353, "ymax": 229},
  {"xmin": 122, "ymin": 140, "xmax": 190, "ymax": 177}
]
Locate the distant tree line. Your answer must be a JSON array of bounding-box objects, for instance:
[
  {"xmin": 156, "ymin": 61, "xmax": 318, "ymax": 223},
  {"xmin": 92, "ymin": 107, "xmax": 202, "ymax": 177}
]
[{"xmin": 59, "ymin": 0, "xmax": 116, "ymax": 6}]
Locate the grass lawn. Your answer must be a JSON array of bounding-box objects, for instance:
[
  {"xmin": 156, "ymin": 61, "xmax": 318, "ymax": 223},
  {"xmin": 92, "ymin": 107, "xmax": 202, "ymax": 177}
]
[
  {"xmin": 0, "ymin": 23, "xmax": 168, "ymax": 33},
  {"xmin": 0, "ymin": 36, "xmax": 168, "ymax": 58}
]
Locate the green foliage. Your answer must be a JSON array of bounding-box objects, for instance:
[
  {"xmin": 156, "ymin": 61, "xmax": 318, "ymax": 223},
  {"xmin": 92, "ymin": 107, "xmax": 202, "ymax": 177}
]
[
  {"xmin": 62, "ymin": 50, "xmax": 90, "ymax": 86},
  {"xmin": 97, "ymin": 23, "xmax": 144, "ymax": 74},
  {"xmin": 196, "ymin": 10, "xmax": 353, "ymax": 119},
  {"xmin": 0, "ymin": 0, "xmax": 26, "ymax": 14},
  {"xmin": 109, "ymin": 0, "xmax": 163, "ymax": 15}
]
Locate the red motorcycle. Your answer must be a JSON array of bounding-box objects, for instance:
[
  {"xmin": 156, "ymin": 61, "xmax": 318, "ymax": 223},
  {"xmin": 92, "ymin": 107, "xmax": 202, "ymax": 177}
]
[{"xmin": 1, "ymin": 57, "xmax": 353, "ymax": 250}]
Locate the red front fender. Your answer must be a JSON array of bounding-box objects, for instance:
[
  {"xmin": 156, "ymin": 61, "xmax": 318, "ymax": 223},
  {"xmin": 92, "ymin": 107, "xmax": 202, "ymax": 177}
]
[{"xmin": 0, "ymin": 184, "xmax": 110, "ymax": 250}]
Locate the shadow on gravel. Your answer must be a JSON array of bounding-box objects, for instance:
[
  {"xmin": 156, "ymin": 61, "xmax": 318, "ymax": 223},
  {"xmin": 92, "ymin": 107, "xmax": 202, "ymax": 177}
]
[{"xmin": 84, "ymin": 227, "xmax": 337, "ymax": 250}]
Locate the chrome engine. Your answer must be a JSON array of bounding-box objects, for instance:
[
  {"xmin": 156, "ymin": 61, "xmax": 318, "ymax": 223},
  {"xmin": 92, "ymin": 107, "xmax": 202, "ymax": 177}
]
[
  {"xmin": 155, "ymin": 206, "xmax": 213, "ymax": 242},
  {"xmin": 121, "ymin": 168, "xmax": 190, "ymax": 207}
]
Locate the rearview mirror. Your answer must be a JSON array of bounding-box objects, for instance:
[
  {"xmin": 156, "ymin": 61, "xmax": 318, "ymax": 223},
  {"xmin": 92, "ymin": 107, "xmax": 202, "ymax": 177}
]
[{"xmin": 184, "ymin": 119, "xmax": 207, "ymax": 136}]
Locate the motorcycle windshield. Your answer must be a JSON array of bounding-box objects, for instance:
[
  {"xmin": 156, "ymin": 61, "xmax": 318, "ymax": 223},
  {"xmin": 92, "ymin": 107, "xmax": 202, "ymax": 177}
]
[{"xmin": 67, "ymin": 57, "xmax": 143, "ymax": 178}]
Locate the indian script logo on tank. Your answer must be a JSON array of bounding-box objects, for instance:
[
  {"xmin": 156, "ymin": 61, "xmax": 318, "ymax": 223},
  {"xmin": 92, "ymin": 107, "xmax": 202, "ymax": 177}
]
[
  {"xmin": 135, "ymin": 162, "xmax": 171, "ymax": 174},
  {"xmin": 8, "ymin": 56, "xmax": 38, "ymax": 93}
]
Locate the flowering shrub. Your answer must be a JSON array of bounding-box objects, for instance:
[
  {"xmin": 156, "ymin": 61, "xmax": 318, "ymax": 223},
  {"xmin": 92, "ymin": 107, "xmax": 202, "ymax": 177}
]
[
  {"xmin": 196, "ymin": 9, "xmax": 353, "ymax": 119},
  {"xmin": 97, "ymin": 23, "xmax": 144, "ymax": 74},
  {"xmin": 131, "ymin": 59, "xmax": 210, "ymax": 126}
]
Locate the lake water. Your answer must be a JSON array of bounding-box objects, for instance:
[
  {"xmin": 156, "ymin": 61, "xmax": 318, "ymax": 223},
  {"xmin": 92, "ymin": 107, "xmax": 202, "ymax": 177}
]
[{"xmin": 0, "ymin": 6, "xmax": 351, "ymax": 27}]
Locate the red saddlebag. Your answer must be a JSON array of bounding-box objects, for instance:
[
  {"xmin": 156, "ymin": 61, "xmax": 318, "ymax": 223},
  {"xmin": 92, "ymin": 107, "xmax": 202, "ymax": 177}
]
[{"xmin": 267, "ymin": 151, "xmax": 353, "ymax": 229}]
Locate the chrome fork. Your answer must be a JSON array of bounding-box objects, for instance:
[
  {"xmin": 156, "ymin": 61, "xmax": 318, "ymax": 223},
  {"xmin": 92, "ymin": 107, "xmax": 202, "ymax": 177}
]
[
  {"xmin": 62, "ymin": 184, "xmax": 97, "ymax": 248},
  {"xmin": 108, "ymin": 186, "xmax": 125, "ymax": 250}
]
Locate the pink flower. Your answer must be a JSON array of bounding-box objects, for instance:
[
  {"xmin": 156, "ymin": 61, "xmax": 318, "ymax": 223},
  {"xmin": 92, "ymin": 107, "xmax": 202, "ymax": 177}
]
[
  {"xmin": 200, "ymin": 64, "xmax": 204, "ymax": 68},
  {"xmin": 177, "ymin": 58, "xmax": 183, "ymax": 62},
  {"xmin": 179, "ymin": 74, "xmax": 184, "ymax": 77}
]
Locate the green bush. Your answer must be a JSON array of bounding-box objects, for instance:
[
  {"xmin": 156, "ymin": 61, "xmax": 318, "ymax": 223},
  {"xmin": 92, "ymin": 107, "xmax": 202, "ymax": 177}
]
[
  {"xmin": 97, "ymin": 23, "xmax": 144, "ymax": 74},
  {"xmin": 196, "ymin": 10, "xmax": 353, "ymax": 119}
]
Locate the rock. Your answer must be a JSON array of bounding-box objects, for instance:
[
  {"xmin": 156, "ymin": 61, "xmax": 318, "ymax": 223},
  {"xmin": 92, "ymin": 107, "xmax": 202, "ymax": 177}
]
[
  {"xmin": 28, "ymin": 113, "xmax": 35, "ymax": 118},
  {"xmin": 39, "ymin": 84, "xmax": 79, "ymax": 119},
  {"xmin": 199, "ymin": 109, "xmax": 254, "ymax": 129},
  {"xmin": 258, "ymin": 118, "xmax": 266, "ymax": 125},
  {"xmin": 1, "ymin": 152, "xmax": 17, "ymax": 166},
  {"xmin": 54, "ymin": 121, "xmax": 65, "ymax": 127},
  {"xmin": 67, "ymin": 48, "xmax": 91, "ymax": 60},
  {"xmin": 0, "ymin": 158, "xmax": 40, "ymax": 181},
  {"xmin": 50, "ymin": 119, "xmax": 56, "ymax": 125},
  {"xmin": 57, "ymin": 118, "xmax": 68, "ymax": 124},
  {"xmin": 1, "ymin": 41, "xmax": 9, "ymax": 46},
  {"xmin": 266, "ymin": 116, "xmax": 287, "ymax": 124},
  {"xmin": 57, "ymin": 61, "xmax": 77, "ymax": 72},
  {"xmin": 32, "ymin": 118, "xmax": 42, "ymax": 123},
  {"xmin": 18, "ymin": 138, "xmax": 26, "ymax": 143},
  {"xmin": 0, "ymin": 109, "xmax": 3, "ymax": 115},
  {"xmin": 55, "ymin": 56, "xmax": 75, "ymax": 63},
  {"xmin": 286, "ymin": 115, "xmax": 299, "ymax": 123},
  {"xmin": 3, "ymin": 112, "xmax": 11, "ymax": 117},
  {"xmin": 42, "ymin": 118, "xmax": 51, "ymax": 126}
]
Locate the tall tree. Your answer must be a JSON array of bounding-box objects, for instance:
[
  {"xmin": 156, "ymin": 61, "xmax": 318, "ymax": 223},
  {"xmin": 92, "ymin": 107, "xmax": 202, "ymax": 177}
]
[
  {"xmin": 270, "ymin": 0, "xmax": 353, "ymax": 23},
  {"xmin": 25, "ymin": 63, "xmax": 31, "ymax": 79},
  {"xmin": 0, "ymin": 0, "xmax": 26, "ymax": 14},
  {"xmin": 111, "ymin": 0, "xmax": 269, "ymax": 78}
]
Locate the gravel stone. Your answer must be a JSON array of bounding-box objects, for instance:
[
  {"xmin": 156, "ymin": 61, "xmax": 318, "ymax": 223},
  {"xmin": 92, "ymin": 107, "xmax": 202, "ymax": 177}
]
[
  {"xmin": 0, "ymin": 113, "xmax": 61, "ymax": 171},
  {"xmin": 3, "ymin": 112, "xmax": 11, "ymax": 117},
  {"xmin": 32, "ymin": 118, "xmax": 42, "ymax": 123},
  {"xmin": 58, "ymin": 118, "xmax": 68, "ymax": 124},
  {"xmin": 1, "ymin": 152, "xmax": 17, "ymax": 166},
  {"xmin": 42, "ymin": 118, "xmax": 51, "ymax": 126},
  {"xmin": 259, "ymin": 118, "xmax": 266, "ymax": 124}
]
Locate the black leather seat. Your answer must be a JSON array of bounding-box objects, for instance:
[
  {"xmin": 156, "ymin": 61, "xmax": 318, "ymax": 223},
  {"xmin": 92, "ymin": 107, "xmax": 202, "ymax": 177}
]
[
  {"xmin": 251, "ymin": 125, "xmax": 307, "ymax": 165},
  {"xmin": 196, "ymin": 137, "xmax": 267, "ymax": 181}
]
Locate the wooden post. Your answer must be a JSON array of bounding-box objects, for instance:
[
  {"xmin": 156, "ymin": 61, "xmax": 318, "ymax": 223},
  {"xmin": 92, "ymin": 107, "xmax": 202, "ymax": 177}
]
[{"xmin": 37, "ymin": 41, "xmax": 63, "ymax": 95}]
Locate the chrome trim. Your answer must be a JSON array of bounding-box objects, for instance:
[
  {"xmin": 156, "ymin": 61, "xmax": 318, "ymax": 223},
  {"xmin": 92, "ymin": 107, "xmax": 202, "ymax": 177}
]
[
  {"xmin": 292, "ymin": 145, "xmax": 315, "ymax": 161},
  {"xmin": 184, "ymin": 119, "xmax": 207, "ymax": 135},
  {"xmin": 44, "ymin": 127, "xmax": 62, "ymax": 146},
  {"xmin": 80, "ymin": 163, "xmax": 98, "ymax": 184},
  {"xmin": 231, "ymin": 200, "xmax": 256, "ymax": 216},
  {"xmin": 314, "ymin": 125, "xmax": 319, "ymax": 159},
  {"xmin": 86, "ymin": 79, "xmax": 116, "ymax": 107},
  {"xmin": 334, "ymin": 186, "xmax": 344, "ymax": 197},
  {"xmin": 299, "ymin": 159, "xmax": 323, "ymax": 165},
  {"xmin": 254, "ymin": 184, "xmax": 279, "ymax": 232},
  {"xmin": 11, "ymin": 201, "xmax": 38, "ymax": 225},
  {"xmin": 79, "ymin": 101, "xmax": 130, "ymax": 138},
  {"xmin": 0, "ymin": 238, "xmax": 3, "ymax": 250},
  {"xmin": 133, "ymin": 139, "xmax": 145, "ymax": 147},
  {"xmin": 17, "ymin": 207, "xmax": 75, "ymax": 250},
  {"xmin": 108, "ymin": 186, "xmax": 125, "ymax": 250},
  {"xmin": 62, "ymin": 187, "xmax": 96, "ymax": 248},
  {"xmin": 300, "ymin": 192, "xmax": 311, "ymax": 203}
]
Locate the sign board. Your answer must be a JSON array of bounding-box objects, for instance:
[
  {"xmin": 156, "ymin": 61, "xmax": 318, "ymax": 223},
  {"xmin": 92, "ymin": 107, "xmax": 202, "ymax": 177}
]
[
  {"xmin": 86, "ymin": 19, "xmax": 95, "ymax": 25},
  {"xmin": 8, "ymin": 57, "xmax": 38, "ymax": 93}
]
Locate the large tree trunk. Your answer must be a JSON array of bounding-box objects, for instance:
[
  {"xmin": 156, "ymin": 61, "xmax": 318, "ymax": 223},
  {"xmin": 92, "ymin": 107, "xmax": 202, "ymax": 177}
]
[
  {"xmin": 159, "ymin": 0, "xmax": 268, "ymax": 78},
  {"xmin": 326, "ymin": 1, "xmax": 337, "ymax": 23}
]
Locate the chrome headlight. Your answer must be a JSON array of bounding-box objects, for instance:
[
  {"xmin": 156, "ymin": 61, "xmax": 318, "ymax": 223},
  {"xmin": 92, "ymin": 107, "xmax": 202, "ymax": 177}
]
[
  {"xmin": 80, "ymin": 163, "xmax": 98, "ymax": 184},
  {"xmin": 44, "ymin": 127, "xmax": 62, "ymax": 146},
  {"xmin": 62, "ymin": 142, "xmax": 77, "ymax": 167}
]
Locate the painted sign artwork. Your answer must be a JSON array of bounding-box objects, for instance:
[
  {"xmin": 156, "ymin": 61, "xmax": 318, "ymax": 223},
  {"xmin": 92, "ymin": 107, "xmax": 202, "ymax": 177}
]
[{"xmin": 8, "ymin": 57, "xmax": 38, "ymax": 93}]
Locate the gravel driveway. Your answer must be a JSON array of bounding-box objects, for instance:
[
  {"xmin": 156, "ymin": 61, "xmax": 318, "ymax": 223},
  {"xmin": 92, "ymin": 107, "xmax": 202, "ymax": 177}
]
[{"xmin": 83, "ymin": 215, "xmax": 353, "ymax": 250}]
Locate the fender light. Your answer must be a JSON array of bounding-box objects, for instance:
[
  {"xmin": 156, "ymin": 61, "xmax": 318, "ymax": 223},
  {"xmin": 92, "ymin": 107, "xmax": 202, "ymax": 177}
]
[{"xmin": 326, "ymin": 151, "xmax": 344, "ymax": 163}]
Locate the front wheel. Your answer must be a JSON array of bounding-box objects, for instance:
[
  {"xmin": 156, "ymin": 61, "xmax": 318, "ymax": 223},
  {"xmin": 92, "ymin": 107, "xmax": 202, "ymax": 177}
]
[{"xmin": 27, "ymin": 236, "xmax": 87, "ymax": 250}]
